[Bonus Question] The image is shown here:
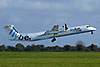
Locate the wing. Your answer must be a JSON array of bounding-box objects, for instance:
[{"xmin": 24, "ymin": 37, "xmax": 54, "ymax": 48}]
[{"xmin": 50, "ymin": 25, "xmax": 59, "ymax": 31}]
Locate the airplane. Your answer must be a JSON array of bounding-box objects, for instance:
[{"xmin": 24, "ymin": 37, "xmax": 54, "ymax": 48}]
[{"xmin": 4, "ymin": 24, "xmax": 96, "ymax": 42}]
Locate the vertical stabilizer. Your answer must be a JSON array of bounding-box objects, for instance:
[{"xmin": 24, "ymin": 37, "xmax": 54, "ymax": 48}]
[{"xmin": 4, "ymin": 25, "xmax": 20, "ymax": 40}]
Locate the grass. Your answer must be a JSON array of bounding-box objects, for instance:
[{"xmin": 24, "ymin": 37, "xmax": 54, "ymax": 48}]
[{"xmin": 0, "ymin": 52, "xmax": 100, "ymax": 67}]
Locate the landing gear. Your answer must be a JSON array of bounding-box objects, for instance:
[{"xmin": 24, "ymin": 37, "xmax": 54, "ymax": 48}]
[
  {"xmin": 51, "ymin": 38, "xmax": 56, "ymax": 42},
  {"xmin": 91, "ymin": 31, "xmax": 93, "ymax": 34}
]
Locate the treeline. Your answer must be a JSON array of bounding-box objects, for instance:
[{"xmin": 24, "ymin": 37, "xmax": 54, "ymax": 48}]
[{"xmin": 0, "ymin": 41, "xmax": 100, "ymax": 52}]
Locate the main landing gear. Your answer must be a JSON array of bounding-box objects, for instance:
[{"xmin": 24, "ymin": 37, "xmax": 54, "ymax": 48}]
[{"xmin": 51, "ymin": 38, "xmax": 56, "ymax": 42}]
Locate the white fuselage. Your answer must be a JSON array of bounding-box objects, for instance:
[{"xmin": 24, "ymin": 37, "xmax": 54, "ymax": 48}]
[{"xmin": 12, "ymin": 25, "xmax": 96, "ymax": 41}]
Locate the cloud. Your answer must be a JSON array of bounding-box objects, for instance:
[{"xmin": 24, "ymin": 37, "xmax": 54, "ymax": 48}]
[
  {"xmin": 0, "ymin": 0, "xmax": 100, "ymax": 12},
  {"xmin": 0, "ymin": 0, "xmax": 8, "ymax": 8},
  {"xmin": 72, "ymin": 0, "xmax": 100, "ymax": 12},
  {"xmin": 0, "ymin": 0, "xmax": 100, "ymax": 26},
  {"xmin": 0, "ymin": 0, "xmax": 65, "ymax": 10}
]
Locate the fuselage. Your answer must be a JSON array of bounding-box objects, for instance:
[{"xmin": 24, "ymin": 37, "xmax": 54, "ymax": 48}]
[{"xmin": 12, "ymin": 25, "xmax": 96, "ymax": 41}]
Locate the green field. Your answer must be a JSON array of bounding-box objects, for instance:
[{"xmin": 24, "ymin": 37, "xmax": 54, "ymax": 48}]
[{"xmin": 0, "ymin": 52, "xmax": 100, "ymax": 67}]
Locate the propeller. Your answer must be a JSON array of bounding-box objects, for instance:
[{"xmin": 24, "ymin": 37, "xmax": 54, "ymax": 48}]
[{"xmin": 65, "ymin": 24, "xmax": 68, "ymax": 30}]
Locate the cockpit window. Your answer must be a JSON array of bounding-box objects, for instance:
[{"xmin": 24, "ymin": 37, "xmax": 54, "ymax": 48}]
[{"xmin": 86, "ymin": 26, "xmax": 91, "ymax": 28}]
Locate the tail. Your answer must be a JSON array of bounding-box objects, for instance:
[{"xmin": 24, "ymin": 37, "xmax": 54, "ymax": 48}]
[{"xmin": 4, "ymin": 25, "xmax": 20, "ymax": 40}]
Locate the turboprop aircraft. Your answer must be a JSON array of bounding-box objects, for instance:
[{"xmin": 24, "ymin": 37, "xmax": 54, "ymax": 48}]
[{"xmin": 4, "ymin": 24, "xmax": 96, "ymax": 42}]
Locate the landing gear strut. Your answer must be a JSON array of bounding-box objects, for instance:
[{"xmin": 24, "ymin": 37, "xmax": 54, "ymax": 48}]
[
  {"xmin": 91, "ymin": 31, "xmax": 93, "ymax": 34},
  {"xmin": 51, "ymin": 38, "xmax": 56, "ymax": 42}
]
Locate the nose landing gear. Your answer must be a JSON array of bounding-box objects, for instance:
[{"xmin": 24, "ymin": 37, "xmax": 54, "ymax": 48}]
[{"xmin": 91, "ymin": 31, "xmax": 93, "ymax": 34}]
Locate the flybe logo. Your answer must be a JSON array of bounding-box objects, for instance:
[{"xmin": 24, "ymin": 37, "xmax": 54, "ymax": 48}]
[
  {"xmin": 9, "ymin": 29, "xmax": 20, "ymax": 40},
  {"xmin": 9, "ymin": 29, "xmax": 31, "ymax": 41},
  {"xmin": 69, "ymin": 28, "xmax": 82, "ymax": 32}
]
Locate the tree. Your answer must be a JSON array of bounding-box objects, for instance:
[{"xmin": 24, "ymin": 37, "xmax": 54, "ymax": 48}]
[
  {"xmin": 0, "ymin": 45, "xmax": 6, "ymax": 52},
  {"xmin": 88, "ymin": 44, "xmax": 99, "ymax": 51},
  {"xmin": 25, "ymin": 45, "xmax": 32, "ymax": 52},
  {"xmin": 54, "ymin": 45, "xmax": 60, "ymax": 52},
  {"xmin": 6, "ymin": 46, "xmax": 16, "ymax": 52},
  {"xmin": 31, "ymin": 44, "xmax": 36, "ymax": 51},
  {"xmin": 16, "ymin": 43, "xmax": 25, "ymax": 52},
  {"xmin": 46, "ymin": 46, "xmax": 54, "ymax": 52},
  {"xmin": 64, "ymin": 45, "xmax": 71, "ymax": 51},
  {"xmin": 32, "ymin": 45, "xmax": 44, "ymax": 52},
  {"xmin": 76, "ymin": 41, "xmax": 85, "ymax": 45},
  {"xmin": 70, "ymin": 46, "xmax": 77, "ymax": 51},
  {"xmin": 37, "ymin": 45, "xmax": 45, "ymax": 51},
  {"xmin": 85, "ymin": 47, "xmax": 91, "ymax": 52},
  {"xmin": 76, "ymin": 41, "xmax": 86, "ymax": 51}
]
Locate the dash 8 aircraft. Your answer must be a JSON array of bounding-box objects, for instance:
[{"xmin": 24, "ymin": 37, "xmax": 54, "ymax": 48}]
[{"xmin": 4, "ymin": 24, "xmax": 96, "ymax": 42}]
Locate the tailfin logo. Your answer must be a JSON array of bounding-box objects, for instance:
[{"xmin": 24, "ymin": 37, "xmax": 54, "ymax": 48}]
[{"xmin": 9, "ymin": 29, "xmax": 20, "ymax": 40}]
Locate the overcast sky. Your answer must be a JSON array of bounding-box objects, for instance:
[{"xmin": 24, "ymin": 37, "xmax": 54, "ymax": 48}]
[{"xmin": 0, "ymin": 0, "xmax": 100, "ymax": 47}]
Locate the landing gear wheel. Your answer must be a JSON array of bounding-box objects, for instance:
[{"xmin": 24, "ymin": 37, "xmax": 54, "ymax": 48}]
[
  {"xmin": 51, "ymin": 38, "xmax": 56, "ymax": 42},
  {"xmin": 91, "ymin": 31, "xmax": 93, "ymax": 34}
]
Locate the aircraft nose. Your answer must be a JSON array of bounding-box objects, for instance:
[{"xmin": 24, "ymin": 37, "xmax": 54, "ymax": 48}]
[{"xmin": 87, "ymin": 27, "xmax": 96, "ymax": 31}]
